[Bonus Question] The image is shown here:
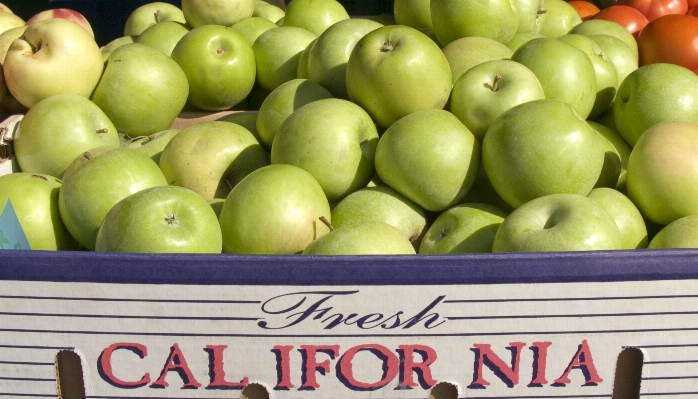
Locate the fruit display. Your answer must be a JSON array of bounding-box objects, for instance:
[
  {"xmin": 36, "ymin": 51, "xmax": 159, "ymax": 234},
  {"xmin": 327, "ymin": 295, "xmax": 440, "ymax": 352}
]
[{"xmin": 3, "ymin": 0, "xmax": 698, "ymax": 254}]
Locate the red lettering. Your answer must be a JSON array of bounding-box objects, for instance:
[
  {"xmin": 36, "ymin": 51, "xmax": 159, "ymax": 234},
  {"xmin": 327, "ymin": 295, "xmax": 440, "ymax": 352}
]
[
  {"xmin": 150, "ymin": 344, "xmax": 202, "ymax": 389},
  {"xmin": 338, "ymin": 344, "xmax": 399, "ymax": 389},
  {"xmin": 205, "ymin": 345, "xmax": 248, "ymax": 389},
  {"xmin": 397, "ymin": 344, "xmax": 438, "ymax": 388},
  {"xmin": 470, "ymin": 342, "xmax": 526, "ymax": 388},
  {"xmin": 554, "ymin": 340, "xmax": 603, "ymax": 386},
  {"xmin": 300, "ymin": 345, "xmax": 340, "ymax": 389},
  {"xmin": 98, "ymin": 342, "xmax": 150, "ymax": 388},
  {"xmin": 530, "ymin": 342, "xmax": 553, "ymax": 385},
  {"xmin": 273, "ymin": 345, "xmax": 294, "ymax": 390}
]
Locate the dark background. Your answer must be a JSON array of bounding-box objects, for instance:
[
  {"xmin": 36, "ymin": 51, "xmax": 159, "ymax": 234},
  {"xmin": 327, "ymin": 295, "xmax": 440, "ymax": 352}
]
[{"xmin": 3, "ymin": 0, "xmax": 394, "ymax": 46}]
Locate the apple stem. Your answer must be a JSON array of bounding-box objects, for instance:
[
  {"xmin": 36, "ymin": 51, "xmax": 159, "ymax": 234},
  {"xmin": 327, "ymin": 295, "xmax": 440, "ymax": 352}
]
[
  {"xmin": 492, "ymin": 74, "xmax": 503, "ymax": 92},
  {"xmin": 31, "ymin": 174, "xmax": 48, "ymax": 181},
  {"xmin": 359, "ymin": 138, "xmax": 370, "ymax": 145},
  {"xmin": 148, "ymin": 134, "xmax": 156, "ymax": 142},
  {"xmin": 225, "ymin": 178, "xmax": 234, "ymax": 191},
  {"xmin": 95, "ymin": 128, "xmax": 109, "ymax": 134},
  {"xmin": 83, "ymin": 151, "xmax": 93, "ymax": 161},
  {"xmin": 32, "ymin": 42, "xmax": 42, "ymax": 53},
  {"xmin": 155, "ymin": 9, "xmax": 162, "ymax": 23},
  {"xmin": 380, "ymin": 41, "xmax": 394, "ymax": 53},
  {"xmin": 537, "ymin": 8, "xmax": 547, "ymax": 14},
  {"xmin": 319, "ymin": 216, "xmax": 335, "ymax": 231}
]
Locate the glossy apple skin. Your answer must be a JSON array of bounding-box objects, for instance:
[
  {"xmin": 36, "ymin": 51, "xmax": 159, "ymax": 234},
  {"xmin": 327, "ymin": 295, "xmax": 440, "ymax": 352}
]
[
  {"xmin": 588, "ymin": 34, "xmax": 638, "ymax": 88},
  {"xmin": 442, "ymin": 36, "xmax": 513, "ymax": 83},
  {"xmin": 59, "ymin": 147, "xmax": 168, "ymax": 251},
  {"xmin": 587, "ymin": 187, "xmax": 647, "ymax": 249},
  {"xmin": 124, "ymin": 2, "xmax": 186, "ymax": 36},
  {"xmin": 346, "ymin": 25, "xmax": 452, "ymax": 128},
  {"xmin": 505, "ymin": 32, "xmax": 544, "ymax": 52},
  {"xmin": 100, "ymin": 35, "xmax": 136, "ymax": 61},
  {"xmin": 588, "ymin": 121, "xmax": 631, "ymax": 191},
  {"xmin": 253, "ymin": 0, "xmax": 285, "ymax": 23},
  {"xmin": 512, "ymin": 0, "xmax": 546, "ymax": 33},
  {"xmin": 135, "ymin": 21, "xmax": 190, "ymax": 57},
  {"xmin": 303, "ymin": 221, "xmax": 416, "ymax": 255},
  {"xmin": 375, "ymin": 109, "xmax": 480, "ymax": 212},
  {"xmin": 0, "ymin": 25, "xmax": 25, "ymax": 64},
  {"xmin": 0, "ymin": 12, "xmax": 23, "ymax": 36},
  {"xmin": 219, "ymin": 164, "xmax": 331, "ymax": 254},
  {"xmin": 230, "ymin": 16, "xmax": 278, "ymax": 46},
  {"xmin": 570, "ymin": 19, "xmax": 639, "ymax": 60},
  {"xmin": 92, "ymin": 43, "xmax": 189, "ymax": 137},
  {"xmin": 614, "ymin": 63, "xmax": 698, "ymax": 147},
  {"xmin": 4, "ymin": 19, "xmax": 103, "ymax": 109},
  {"xmin": 256, "ymin": 79, "xmax": 333, "ymax": 149},
  {"xmin": 0, "ymin": 173, "xmax": 78, "ymax": 250},
  {"xmin": 26, "ymin": 8, "xmax": 94, "ymax": 38},
  {"xmin": 253, "ymin": 26, "xmax": 317, "ymax": 91},
  {"xmin": 493, "ymin": 193, "xmax": 623, "ymax": 252},
  {"xmin": 482, "ymin": 99, "xmax": 605, "ymax": 209},
  {"xmin": 95, "ymin": 186, "xmax": 222, "ymax": 253},
  {"xmin": 283, "ymin": 0, "xmax": 350, "ymax": 36},
  {"xmin": 649, "ymin": 215, "xmax": 698, "ymax": 249},
  {"xmin": 172, "ymin": 25, "xmax": 256, "ymax": 111},
  {"xmin": 14, "ymin": 94, "xmax": 120, "ymax": 179},
  {"xmin": 183, "ymin": 0, "xmax": 254, "ymax": 28},
  {"xmin": 626, "ymin": 121, "xmax": 698, "ymax": 226},
  {"xmin": 430, "ymin": 0, "xmax": 519, "ymax": 45},
  {"xmin": 419, "ymin": 203, "xmax": 507, "ymax": 254},
  {"xmin": 271, "ymin": 98, "xmax": 378, "ymax": 202},
  {"xmin": 539, "ymin": 0, "xmax": 582, "ymax": 38},
  {"xmin": 511, "ymin": 37, "xmax": 596, "ymax": 119},
  {"xmin": 220, "ymin": 112, "xmax": 261, "ymax": 143},
  {"xmin": 159, "ymin": 121, "xmax": 269, "ymax": 201},
  {"xmin": 393, "ymin": 0, "xmax": 432, "ymax": 29}
]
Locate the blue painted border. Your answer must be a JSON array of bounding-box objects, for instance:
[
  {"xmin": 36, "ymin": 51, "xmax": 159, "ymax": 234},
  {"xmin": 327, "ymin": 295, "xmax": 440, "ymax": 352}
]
[{"xmin": 1, "ymin": 249, "xmax": 698, "ymax": 285}]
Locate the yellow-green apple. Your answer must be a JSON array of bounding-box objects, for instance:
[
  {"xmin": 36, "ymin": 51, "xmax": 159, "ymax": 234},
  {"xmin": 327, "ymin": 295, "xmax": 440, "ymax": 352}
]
[
  {"xmin": 588, "ymin": 34, "xmax": 638, "ymax": 88},
  {"xmin": 505, "ymin": 32, "xmax": 544, "ymax": 52},
  {"xmin": 254, "ymin": 0, "xmax": 285, "ymax": 23},
  {"xmin": 303, "ymin": 220, "xmax": 416, "ymax": 255},
  {"xmin": 330, "ymin": 185, "xmax": 427, "ymax": 249},
  {"xmin": 253, "ymin": 26, "xmax": 317, "ymax": 91},
  {"xmin": 649, "ymin": 215, "xmax": 698, "ymax": 249},
  {"xmin": 0, "ymin": 62, "xmax": 24, "ymax": 116},
  {"xmin": 124, "ymin": 2, "xmax": 186, "ymax": 36},
  {"xmin": 587, "ymin": 187, "xmax": 648, "ymax": 249},
  {"xmin": 626, "ymin": 121, "xmax": 698, "ymax": 225},
  {"xmin": 296, "ymin": 38, "xmax": 316, "ymax": 78},
  {"xmin": 159, "ymin": 121, "xmax": 269, "ymax": 200},
  {"xmin": 182, "ymin": 0, "xmax": 254, "ymax": 28},
  {"xmin": 441, "ymin": 36, "xmax": 513, "ymax": 83},
  {"xmin": 0, "ymin": 12, "xmax": 23, "ymax": 36},
  {"xmin": 462, "ymin": 163, "xmax": 514, "ymax": 213},
  {"xmin": 100, "ymin": 35, "xmax": 136, "ymax": 61},
  {"xmin": 171, "ymin": 25, "xmax": 256, "ymax": 111},
  {"xmin": 307, "ymin": 18, "xmax": 382, "ymax": 99},
  {"xmin": 220, "ymin": 111, "xmax": 262, "ymax": 143},
  {"xmin": 511, "ymin": 37, "xmax": 596, "ymax": 119},
  {"xmin": 375, "ymin": 109, "xmax": 480, "ymax": 212},
  {"xmin": 0, "ymin": 173, "xmax": 78, "ymax": 250},
  {"xmin": 124, "ymin": 129, "xmax": 179, "ymax": 164},
  {"xmin": 95, "ymin": 186, "xmax": 222, "ymax": 253},
  {"xmin": 59, "ymin": 147, "xmax": 168, "ymax": 250},
  {"xmin": 0, "ymin": 26, "xmax": 25, "ymax": 64},
  {"xmin": 0, "ymin": 3, "xmax": 12, "ymax": 13},
  {"xmin": 482, "ymin": 99, "xmax": 605, "ymax": 209},
  {"xmin": 492, "ymin": 193, "xmax": 623, "ymax": 252},
  {"xmin": 589, "ymin": 121, "xmax": 630, "ymax": 190},
  {"xmin": 219, "ymin": 163, "xmax": 331, "ymax": 254},
  {"xmin": 256, "ymin": 79, "xmax": 333, "ymax": 149},
  {"xmin": 419, "ymin": 203, "xmax": 507, "ymax": 254},
  {"xmin": 614, "ymin": 63, "xmax": 698, "ymax": 147},
  {"xmin": 430, "ymin": 0, "xmax": 518, "ymax": 45},
  {"xmin": 13, "ymin": 94, "xmax": 119, "ymax": 178},
  {"xmin": 270, "ymin": 98, "xmax": 378, "ymax": 202},
  {"xmin": 4, "ymin": 19, "xmax": 103, "ymax": 109},
  {"xmin": 283, "ymin": 0, "xmax": 349, "ymax": 36},
  {"xmin": 570, "ymin": 19, "xmax": 638, "ymax": 60},
  {"xmin": 512, "ymin": 0, "xmax": 547, "ymax": 33},
  {"xmin": 346, "ymin": 25, "xmax": 452, "ymax": 128},
  {"xmin": 539, "ymin": 0, "xmax": 582, "ymax": 38},
  {"xmin": 230, "ymin": 16, "xmax": 278, "ymax": 46},
  {"xmin": 449, "ymin": 59, "xmax": 545, "ymax": 143},
  {"xmin": 26, "ymin": 8, "xmax": 94, "ymax": 38},
  {"xmin": 393, "ymin": 0, "xmax": 432, "ymax": 30},
  {"xmin": 92, "ymin": 43, "xmax": 189, "ymax": 137},
  {"xmin": 135, "ymin": 21, "xmax": 189, "ymax": 56}
]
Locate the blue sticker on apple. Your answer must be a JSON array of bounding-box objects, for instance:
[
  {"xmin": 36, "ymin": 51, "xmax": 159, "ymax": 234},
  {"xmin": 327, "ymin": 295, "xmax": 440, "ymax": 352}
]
[{"xmin": 0, "ymin": 198, "xmax": 31, "ymax": 250}]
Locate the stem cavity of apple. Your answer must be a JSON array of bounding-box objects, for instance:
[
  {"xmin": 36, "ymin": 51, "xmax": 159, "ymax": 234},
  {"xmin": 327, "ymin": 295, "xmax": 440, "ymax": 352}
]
[
  {"xmin": 492, "ymin": 74, "xmax": 503, "ymax": 92},
  {"xmin": 380, "ymin": 41, "xmax": 395, "ymax": 53},
  {"xmin": 620, "ymin": 95, "xmax": 630, "ymax": 107},
  {"xmin": 537, "ymin": 8, "xmax": 547, "ymax": 14},
  {"xmin": 83, "ymin": 151, "xmax": 93, "ymax": 161},
  {"xmin": 165, "ymin": 213, "xmax": 178, "ymax": 226},
  {"xmin": 32, "ymin": 42, "xmax": 42, "ymax": 54},
  {"xmin": 319, "ymin": 216, "xmax": 335, "ymax": 231}
]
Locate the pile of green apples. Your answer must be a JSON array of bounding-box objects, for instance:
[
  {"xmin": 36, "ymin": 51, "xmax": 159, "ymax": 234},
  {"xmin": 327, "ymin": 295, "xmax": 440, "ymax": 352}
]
[{"xmin": 2, "ymin": 0, "xmax": 698, "ymax": 255}]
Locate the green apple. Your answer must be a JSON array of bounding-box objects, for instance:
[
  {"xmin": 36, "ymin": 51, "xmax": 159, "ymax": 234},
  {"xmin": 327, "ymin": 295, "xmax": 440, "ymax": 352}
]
[
  {"xmin": 482, "ymin": 99, "xmax": 605, "ymax": 209},
  {"xmin": 570, "ymin": 19, "xmax": 638, "ymax": 61},
  {"xmin": 230, "ymin": 16, "xmax": 278, "ymax": 46},
  {"xmin": 505, "ymin": 32, "xmax": 544, "ymax": 52},
  {"xmin": 587, "ymin": 187, "xmax": 647, "ymax": 249},
  {"xmin": 588, "ymin": 121, "xmax": 630, "ymax": 191},
  {"xmin": 626, "ymin": 121, "xmax": 698, "ymax": 226},
  {"xmin": 0, "ymin": 173, "xmax": 78, "ymax": 250},
  {"xmin": 375, "ymin": 109, "xmax": 480, "ymax": 212},
  {"xmin": 271, "ymin": 98, "xmax": 378, "ymax": 202},
  {"xmin": 419, "ymin": 203, "xmax": 507, "ymax": 254},
  {"xmin": 0, "ymin": 12, "xmax": 23, "ymax": 36},
  {"xmin": 219, "ymin": 164, "xmax": 331, "ymax": 254},
  {"xmin": 135, "ymin": 21, "xmax": 190, "ymax": 57},
  {"xmin": 4, "ymin": 19, "xmax": 103, "ymax": 109},
  {"xmin": 511, "ymin": 37, "xmax": 596, "ymax": 119},
  {"xmin": 159, "ymin": 121, "xmax": 269, "ymax": 200},
  {"xmin": 449, "ymin": 59, "xmax": 545, "ymax": 143},
  {"xmin": 430, "ymin": 0, "xmax": 519, "ymax": 45},
  {"xmin": 393, "ymin": 0, "xmax": 432, "ymax": 30},
  {"xmin": 254, "ymin": 0, "xmax": 285, "ymax": 23},
  {"xmin": 95, "ymin": 186, "xmax": 222, "ymax": 253},
  {"xmin": 588, "ymin": 34, "xmax": 638, "ymax": 89},
  {"xmin": 649, "ymin": 215, "xmax": 698, "ymax": 249},
  {"xmin": 307, "ymin": 18, "xmax": 382, "ymax": 99},
  {"xmin": 100, "ymin": 35, "xmax": 136, "ymax": 61},
  {"xmin": 493, "ymin": 193, "xmax": 623, "ymax": 252},
  {"xmin": 124, "ymin": 129, "xmax": 179, "ymax": 164},
  {"xmin": 172, "ymin": 25, "xmax": 256, "ymax": 111},
  {"xmin": 296, "ymin": 38, "xmax": 316, "ymax": 79},
  {"xmin": 614, "ymin": 63, "xmax": 698, "ymax": 147},
  {"xmin": 26, "ymin": 8, "xmax": 94, "ymax": 38},
  {"xmin": 539, "ymin": 0, "xmax": 582, "ymax": 38},
  {"xmin": 0, "ymin": 26, "xmax": 26, "ymax": 64},
  {"xmin": 283, "ymin": 0, "xmax": 349, "ymax": 36},
  {"xmin": 256, "ymin": 79, "xmax": 333, "ymax": 149},
  {"xmin": 346, "ymin": 25, "xmax": 452, "ymax": 128},
  {"xmin": 461, "ymin": 163, "xmax": 514, "ymax": 213},
  {"xmin": 182, "ymin": 0, "xmax": 254, "ymax": 28},
  {"xmin": 330, "ymin": 186, "xmax": 427, "ymax": 249},
  {"xmin": 59, "ymin": 147, "xmax": 168, "ymax": 250},
  {"xmin": 253, "ymin": 26, "xmax": 317, "ymax": 91},
  {"xmin": 92, "ymin": 43, "xmax": 189, "ymax": 137},
  {"xmin": 441, "ymin": 36, "xmax": 514, "ymax": 83},
  {"xmin": 220, "ymin": 111, "xmax": 262, "ymax": 144},
  {"xmin": 13, "ymin": 94, "xmax": 120, "ymax": 178},
  {"xmin": 124, "ymin": 2, "xmax": 186, "ymax": 36},
  {"xmin": 303, "ymin": 220, "xmax": 416, "ymax": 255},
  {"xmin": 512, "ymin": 0, "xmax": 546, "ymax": 33}
]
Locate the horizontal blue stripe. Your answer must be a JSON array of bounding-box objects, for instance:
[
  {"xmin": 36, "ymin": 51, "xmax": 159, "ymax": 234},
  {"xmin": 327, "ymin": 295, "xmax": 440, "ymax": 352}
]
[{"xmin": 2, "ymin": 248, "xmax": 698, "ymax": 285}]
